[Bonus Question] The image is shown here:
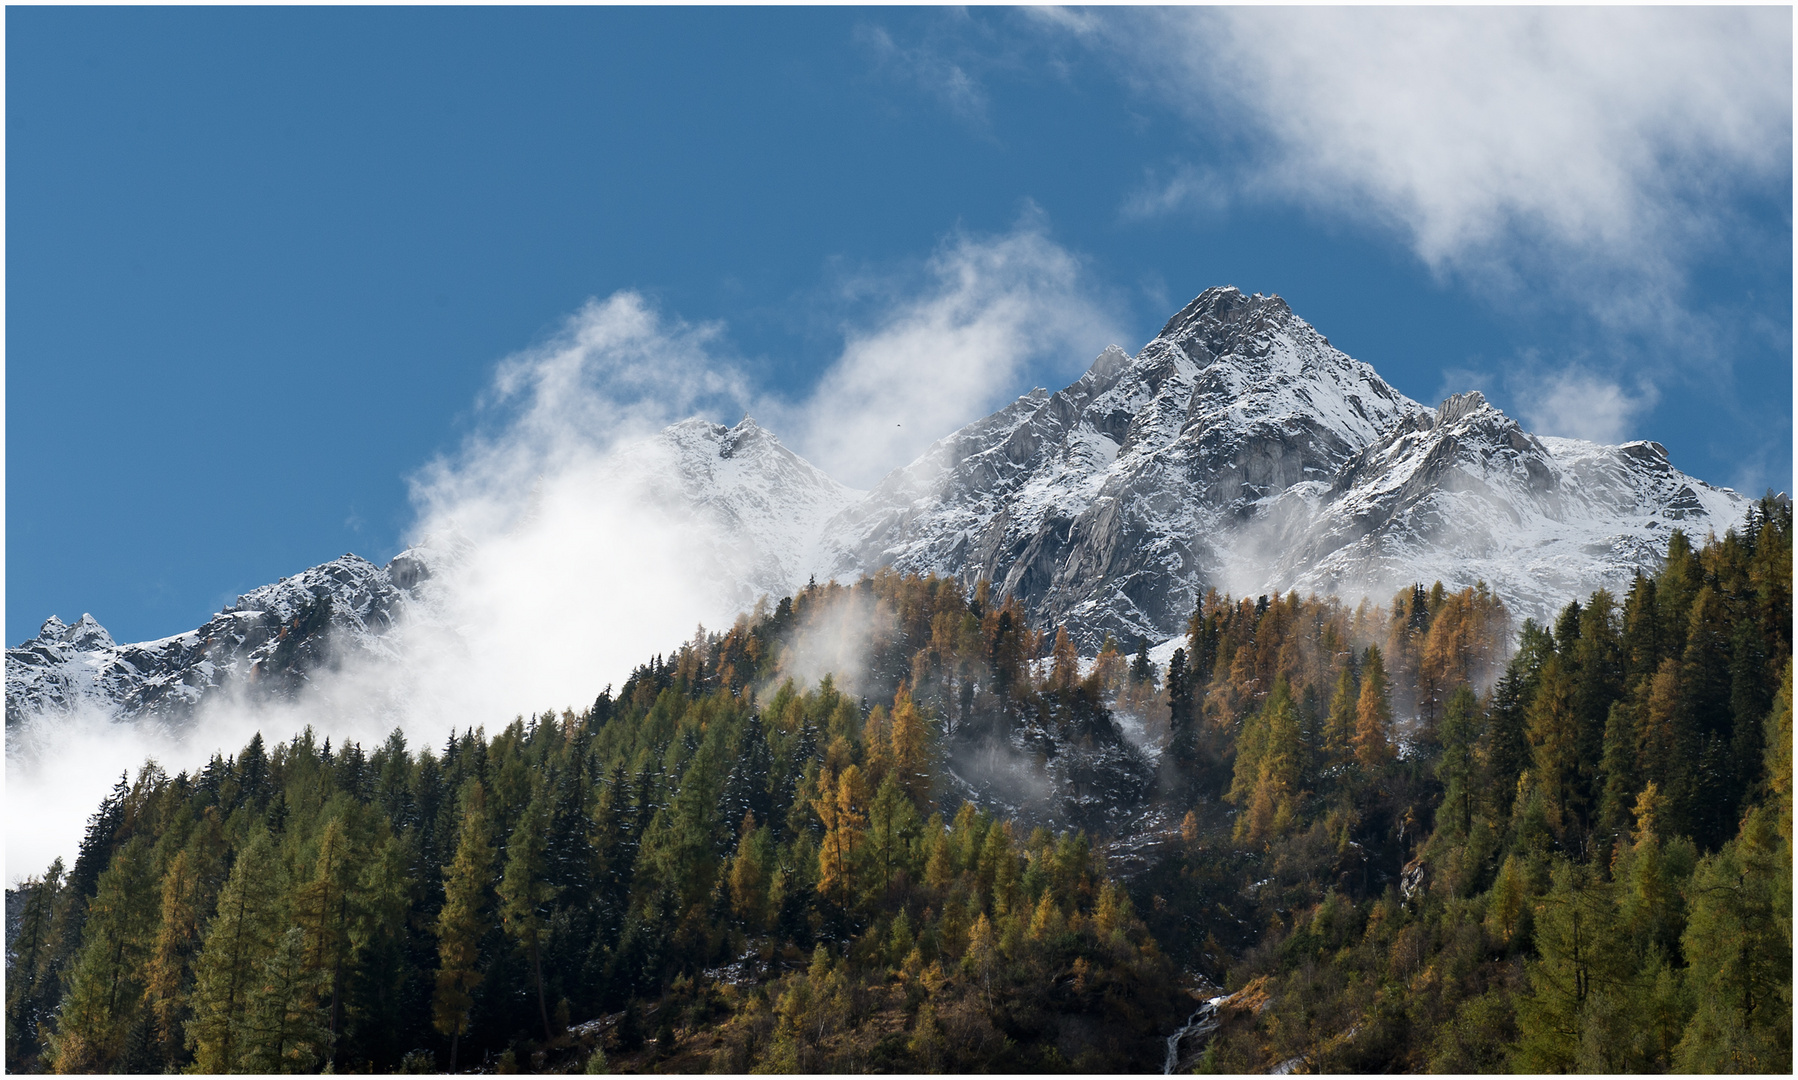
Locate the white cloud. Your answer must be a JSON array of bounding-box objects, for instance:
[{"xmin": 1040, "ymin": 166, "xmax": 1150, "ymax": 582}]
[
  {"xmin": 8, "ymin": 222, "xmax": 1122, "ymax": 869},
  {"xmin": 425, "ymin": 291, "xmax": 746, "ymax": 529},
  {"xmin": 777, "ymin": 219, "xmax": 1120, "ymax": 487},
  {"xmin": 855, "ymin": 21, "xmax": 990, "ymax": 123},
  {"xmin": 1120, "ymin": 161, "xmax": 1231, "ymax": 222},
  {"xmin": 1507, "ymin": 364, "xmax": 1659, "ymax": 445},
  {"xmin": 8, "ymin": 298, "xmax": 754, "ymax": 874},
  {"xmin": 1074, "ymin": 8, "xmax": 1790, "ymax": 317}
]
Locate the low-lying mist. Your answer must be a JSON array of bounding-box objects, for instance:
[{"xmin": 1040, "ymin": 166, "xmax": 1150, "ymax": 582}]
[{"xmin": 7, "ymin": 222, "xmax": 1119, "ymax": 876}]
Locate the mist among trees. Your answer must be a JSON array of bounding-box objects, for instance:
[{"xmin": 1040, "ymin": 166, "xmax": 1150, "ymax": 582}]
[{"xmin": 6, "ymin": 497, "xmax": 1790, "ymax": 1074}]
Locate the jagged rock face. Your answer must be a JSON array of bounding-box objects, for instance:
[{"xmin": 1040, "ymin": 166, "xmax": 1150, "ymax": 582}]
[
  {"xmin": 7, "ymin": 286, "xmax": 1753, "ymax": 726},
  {"xmin": 1242, "ymin": 390, "xmax": 1748, "ymax": 621},
  {"xmin": 944, "ymin": 699, "xmax": 1159, "ymax": 836},
  {"xmin": 6, "ymin": 552, "xmax": 421, "ymax": 726},
  {"xmin": 823, "ymin": 287, "xmax": 1429, "ymax": 650}
]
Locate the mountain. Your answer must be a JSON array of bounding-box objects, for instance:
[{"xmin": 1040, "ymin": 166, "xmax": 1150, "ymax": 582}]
[
  {"xmin": 1247, "ymin": 389, "xmax": 1748, "ymax": 620},
  {"xmin": 820, "ymin": 287, "xmax": 1748, "ymax": 648},
  {"xmin": 7, "ymin": 287, "xmax": 1752, "ymax": 726},
  {"xmin": 612, "ymin": 416, "xmax": 861, "ymax": 610},
  {"xmin": 4, "ymin": 551, "xmax": 426, "ymax": 727},
  {"xmin": 821, "ymin": 287, "xmax": 1431, "ymax": 650}
]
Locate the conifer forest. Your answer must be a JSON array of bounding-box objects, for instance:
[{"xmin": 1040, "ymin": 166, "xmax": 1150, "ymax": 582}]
[{"xmin": 5, "ymin": 497, "xmax": 1791, "ymax": 1073}]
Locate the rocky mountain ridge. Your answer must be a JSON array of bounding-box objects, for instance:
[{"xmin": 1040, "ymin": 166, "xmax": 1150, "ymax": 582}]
[
  {"xmin": 7, "ymin": 286, "xmax": 1751, "ymax": 725},
  {"xmin": 821, "ymin": 287, "xmax": 1432, "ymax": 650}
]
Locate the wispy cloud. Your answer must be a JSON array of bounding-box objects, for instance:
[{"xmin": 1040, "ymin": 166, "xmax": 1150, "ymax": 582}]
[
  {"xmin": 1506, "ymin": 364, "xmax": 1659, "ymax": 445},
  {"xmin": 1120, "ymin": 161, "xmax": 1231, "ymax": 222},
  {"xmin": 412, "ymin": 293, "xmax": 747, "ymax": 539},
  {"xmin": 1079, "ymin": 7, "xmax": 1790, "ymax": 313},
  {"xmin": 776, "ymin": 216, "xmax": 1120, "ymax": 487},
  {"xmin": 1435, "ymin": 356, "xmax": 1658, "ymax": 445},
  {"xmin": 1049, "ymin": 6, "xmax": 1789, "ymax": 467},
  {"xmin": 855, "ymin": 21, "xmax": 990, "ymax": 124},
  {"xmin": 8, "ymin": 219, "xmax": 1122, "ymax": 870}
]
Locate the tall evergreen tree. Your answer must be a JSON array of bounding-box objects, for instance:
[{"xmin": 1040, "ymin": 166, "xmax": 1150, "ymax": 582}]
[
  {"xmin": 187, "ymin": 828, "xmax": 290, "ymax": 1073},
  {"xmin": 498, "ymin": 789, "xmax": 559, "ymax": 1043},
  {"xmin": 1593, "ymin": 701, "xmax": 1641, "ymax": 851},
  {"xmin": 345, "ymin": 833, "xmax": 416, "ymax": 1071},
  {"xmin": 6, "ymin": 858, "xmax": 66, "ymax": 1067},
  {"xmin": 1621, "ymin": 574, "xmax": 1664, "ymax": 685},
  {"xmin": 47, "ymin": 838, "xmax": 156, "ymax": 1072},
  {"xmin": 720, "ymin": 713, "xmax": 774, "ymax": 844},
  {"xmin": 865, "ymin": 773, "xmax": 920, "ymax": 897},
  {"xmin": 1573, "ymin": 590, "xmax": 1624, "ymax": 791},
  {"xmin": 144, "ymin": 848, "xmax": 205, "ymax": 1069},
  {"xmin": 1130, "ymin": 637, "xmax": 1154, "ymax": 687},
  {"xmin": 1435, "ymin": 686, "xmax": 1481, "ymax": 843},
  {"xmin": 238, "ymin": 927, "xmax": 331, "ymax": 1073},
  {"xmin": 1230, "ymin": 677, "xmax": 1303, "ymax": 845},
  {"xmin": 816, "ymin": 766, "xmax": 868, "ymax": 911},
  {"xmin": 294, "ymin": 815, "xmax": 360, "ymax": 1053},
  {"xmin": 889, "ymin": 685, "xmax": 932, "ymax": 812},
  {"xmin": 1526, "ymin": 656, "xmax": 1583, "ymax": 839},
  {"xmin": 1321, "ymin": 661, "xmax": 1358, "ymax": 771},
  {"xmin": 1673, "ymin": 808, "xmax": 1792, "ymax": 1072},
  {"xmin": 1513, "ymin": 857, "xmax": 1629, "ymax": 1072},
  {"xmin": 1167, "ymin": 648, "xmax": 1197, "ymax": 768},
  {"xmin": 1353, "ymin": 647, "xmax": 1394, "ymax": 771},
  {"xmin": 1680, "ymin": 587, "xmax": 1738, "ymax": 847},
  {"xmin": 433, "ymin": 783, "xmax": 495, "ymax": 1070}
]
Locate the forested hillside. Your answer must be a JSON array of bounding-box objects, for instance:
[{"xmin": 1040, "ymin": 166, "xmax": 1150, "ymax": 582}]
[
  {"xmin": 1156, "ymin": 499, "xmax": 1792, "ymax": 1073},
  {"xmin": 6, "ymin": 496, "xmax": 1789, "ymax": 1074}
]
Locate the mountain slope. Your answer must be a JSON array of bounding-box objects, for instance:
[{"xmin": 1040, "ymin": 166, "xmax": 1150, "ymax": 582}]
[
  {"xmin": 5, "ymin": 552, "xmax": 419, "ymax": 726},
  {"xmin": 823, "ymin": 289, "xmax": 1432, "ymax": 650},
  {"xmin": 613, "ymin": 416, "xmax": 862, "ymax": 608},
  {"xmin": 824, "ymin": 289, "xmax": 1745, "ymax": 648},
  {"xmin": 7, "ymin": 287, "xmax": 1752, "ymax": 725},
  {"xmin": 1242, "ymin": 390, "xmax": 1749, "ymax": 618}
]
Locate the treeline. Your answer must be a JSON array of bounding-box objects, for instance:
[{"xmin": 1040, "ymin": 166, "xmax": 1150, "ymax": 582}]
[
  {"xmin": 6, "ymin": 499, "xmax": 1789, "ymax": 1074},
  {"xmin": 1159, "ymin": 498, "xmax": 1792, "ymax": 1072},
  {"xmin": 4, "ymin": 575, "xmax": 1189, "ymax": 1073}
]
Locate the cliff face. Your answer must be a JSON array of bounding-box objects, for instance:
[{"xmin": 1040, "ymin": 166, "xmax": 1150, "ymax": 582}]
[{"xmin": 821, "ymin": 287, "xmax": 1433, "ymax": 650}]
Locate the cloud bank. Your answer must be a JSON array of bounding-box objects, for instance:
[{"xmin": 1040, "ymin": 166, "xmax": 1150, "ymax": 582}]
[
  {"xmin": 776, "ymin": 221, "xmax": 1119, "ymax": 488},
  {"xmin": 7, "ymin": 219, "xmax": 1119, "ymax": 873},
  {"xmin": 1088, "ymin": 7, "xmax": 1790, "ymax": 313}
]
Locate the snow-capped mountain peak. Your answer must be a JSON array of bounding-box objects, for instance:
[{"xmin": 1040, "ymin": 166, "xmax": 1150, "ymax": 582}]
[
  {"xmin": 1246, "ymin": 386, "xmax": 1747, "ymax": 620},
  {"xmin": 29, "ymin": 613, "xmax": 116, "ymax": 653},
  {"xmin": 8, "ymin": 287, "xmax": 1751, "ymax": 725},
  {"xmin": 821, "ymin": 285, "xmax": 1437, "ymax": 649},
  {"xmin": 620, "ymin": 415, "xmax": 863, "ymax": 606}
]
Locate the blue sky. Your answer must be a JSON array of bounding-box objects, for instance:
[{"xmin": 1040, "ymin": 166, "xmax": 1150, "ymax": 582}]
[{"xmin": 7, "ymin": 6, "xmax": 1792, "ymax": 648}]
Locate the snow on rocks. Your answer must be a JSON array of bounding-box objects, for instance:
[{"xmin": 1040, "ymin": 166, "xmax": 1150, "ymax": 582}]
[{"xmin": 7, "ymin": 287, "xmax": 1752, "ymax": 726}]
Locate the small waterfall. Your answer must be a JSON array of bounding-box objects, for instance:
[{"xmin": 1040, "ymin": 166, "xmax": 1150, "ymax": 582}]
[{"xmin": 1162, "ymin": 996, "xmax": 1224, "ymax": 1075}]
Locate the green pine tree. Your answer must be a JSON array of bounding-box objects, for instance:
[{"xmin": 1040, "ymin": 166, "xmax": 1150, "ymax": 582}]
[
  {"xmin": 1672, "ymin": 806, "xmax": 1792, "ymax": 1072},
  {"xmin": 1512, "ymin": 856, "xmax": 1630, "ymax": 1072},
  {"xmin": 46, "ymin": 838, "xmax": 158, "ymax": 1073},
  {"xmin": 5, "ymin": 858, "xmax": 66, "ymax": 1066},
  {"xmin": 187, "ymin": 827, "xmax": 291, "ymax": 1073},
  {"xmin": 433, "ymin": 783, "xmax": 495, "ymax": 1070},
  {"xmin": 293, "ymin": 814, "xmax": 360, "ymax": 1054},
  {"xmin": 238, "ymin": 926, "xmax": 331, "ymax": 1073},
  {"xmin": 498, "ymin": 788, "xmax": 559, "ymax": 1043}
]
